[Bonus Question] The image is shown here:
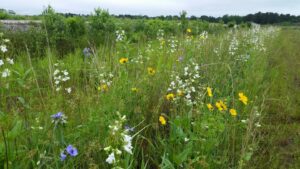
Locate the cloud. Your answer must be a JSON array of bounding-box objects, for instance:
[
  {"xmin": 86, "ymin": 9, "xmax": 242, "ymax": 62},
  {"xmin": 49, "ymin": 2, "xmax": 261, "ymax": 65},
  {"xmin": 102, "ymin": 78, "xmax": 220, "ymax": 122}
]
[{"xmin": 1, "ymin": 0, "xmax": 300, "ymax": 16}]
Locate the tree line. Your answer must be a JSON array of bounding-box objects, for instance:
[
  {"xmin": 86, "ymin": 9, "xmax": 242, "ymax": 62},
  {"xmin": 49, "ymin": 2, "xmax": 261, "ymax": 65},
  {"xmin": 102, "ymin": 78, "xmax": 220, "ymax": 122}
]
[{"xmin": 1, "ymin": 8, "xmax": 300, "ymax": 25}]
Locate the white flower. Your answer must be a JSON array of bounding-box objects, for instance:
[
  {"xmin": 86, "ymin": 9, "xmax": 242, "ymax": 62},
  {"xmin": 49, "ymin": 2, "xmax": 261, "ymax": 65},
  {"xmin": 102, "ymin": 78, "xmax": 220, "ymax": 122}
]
[
  {"xmin": 6, "ymin": 58, "xmax": 14, "ymax": 65},
  {"xmin": 53, "ymin": 69, "xmax": 60, "ymax": 75},
  {"xmin": 2, "ymin": 68, "xmax": 10, "ymax": 78},
  {"xmin": 115, "ymin": 149, "xmax": 122, "ymax": 155},
  {"xmin": 123, "ymin": 134, "xmax": 132, "ymax": 143},
  {"xmin": 104, "ymin": 146, "xmax": 111, "ymax": 151},
  {"xmin": 4, "ymin": 39, "xmax": 10, "ymax": 43},
  {"xmin": 123, "ymin": 134, "xmax": 133, "ymax": 154},
  {"xmin": 186, "ymin": 93, "xmax": 191, "ymax": 99},
  {"xmin": 65, "ymin": 87, "xmax": 72, "ymax": 94},
  {"xmin": 184, "ymin": 137, "xmax": 189, "ymax": 142},
  {"xmin": 106, "ymin": 152, "xmax": 116, "ymax": 164},
  {"xmin": 56, "ymin": 87, "xmax": 61, "ymax": 92},
  {"xmin": 184, "ymin": 67, "xmax": 189, "ymax": 72},
  {"xmin": 63, "ymin": 70, "xmax": 69, "ymax": 76},
  {"xmin": 55, "ymin": 81, "xmax": 60, "ymax": 85},
  {"xmin": 241, "ymin": 119, "xmax": 248, "ymax": 123},
  {"xmin": 191, "ymin": 87, "xmax": 195, "ymax": 92},
  {"xmin": 0, "ymin": 59, "xmax": 3, "ymax": 66},
  {"xmin": 255, "ymin": 122, "xmax": 261, "ymax": 127},
  {"xmin": 62, "ymin": 77, "xmax": 70, "ymax": 81},
  {"xmin": 0, "ymin": 45, "xmax": 7, "ymax": 53},
  {"xmin": 123, "ymin": 143, "xmax": 133, "ymax": 154}
]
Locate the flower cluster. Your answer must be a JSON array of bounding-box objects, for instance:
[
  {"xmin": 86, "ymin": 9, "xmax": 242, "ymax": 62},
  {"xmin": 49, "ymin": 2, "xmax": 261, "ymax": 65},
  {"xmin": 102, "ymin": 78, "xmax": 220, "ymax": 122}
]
[
  {"xmin": 167, "ymin": 36, "xmax": 178, "ymax": 53},
  {"xmin": 0, "ymin": 33, "xmax": 13, "ymax": 78},
  {"xmin": 199, "ymin": 31, "xmax": 208, "ymax": 40},
  {"xmin": 131, "ymin": 53, "xmax": 149, "ymax": 64},
  {"xmin": 167, "ymin": 61, "xmax": 203, "ymax": 106},
  {"xmin": 228, "ymin": 35, "xmax": 239, "ymax": 56},
  {"xmin": 104, "ymin": 112, "xmax": 134, "ymax": 167},
  {"xmin": 116, "ymin": 30, "xmax": 126, "ymax": 42},
  {"xmin": 205, "ymin": 89, "xmax": 250, "ymax": 117},
  {"xmin": 157, "ymin": 29, "xmax": 165, "ymax": 49},
  {"xmin": 31, "ymin": 117, "xmax": 44, "ymax": 131},
  {"xmin": 145, "ymin": 42, "xmax": 154, "ymax": 54},
  {"xmin": 0, "ymin": 32, "xmax": 9, "ymax": 53},
  {"xmin": 53, "ymin": 63, "xmax": 72, "ymax": 93},
  {"xmin": 97, "ymin": 72, "xmax": 114, "ymax": 92}
]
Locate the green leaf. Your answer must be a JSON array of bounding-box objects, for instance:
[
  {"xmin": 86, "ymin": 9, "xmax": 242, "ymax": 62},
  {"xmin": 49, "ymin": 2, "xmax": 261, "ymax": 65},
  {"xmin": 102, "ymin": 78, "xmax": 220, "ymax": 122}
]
[
  {"xmin": 173, "ymin": 142, "xmax": 193, "ymax": 165},
  {"xmin": 7, "ymin": 120, "xmax": 23, "ymax": 140}
]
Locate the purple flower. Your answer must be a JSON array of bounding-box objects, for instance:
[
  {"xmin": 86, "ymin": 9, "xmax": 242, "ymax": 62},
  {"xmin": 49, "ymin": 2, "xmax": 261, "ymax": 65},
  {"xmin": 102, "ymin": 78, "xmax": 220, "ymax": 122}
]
[
  {"xmin": 66, "ymin": 145, "xmax": 78, "ymax": 157},
  {"xmin": 51, "ymin": 112, "xmax": 63, "ymax": 119},
  {"xmin": 60, "ymin": 152, "xmax": 67, "ymax": 161}
]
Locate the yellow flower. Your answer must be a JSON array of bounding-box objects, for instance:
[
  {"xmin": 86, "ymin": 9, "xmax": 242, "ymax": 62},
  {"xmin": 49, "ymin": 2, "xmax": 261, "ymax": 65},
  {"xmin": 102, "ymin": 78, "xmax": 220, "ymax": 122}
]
[
  {"xmin": 159, "ymin": 115, "xmax": 167, "ymax": 125},
  {"xmin": 238, "ymin": 92, "xmax": 248, "ymax": 105},
  {"xmin": 207, "ymin": 103, "xmax": 214, "ymax": 111},
  {"xmin": 131, "ymin": 87, "xmax": 139, "ymax": 92},
  {"xmin": 207, "ymin": 87, "xmax": 213, "ymax": 97},
  {"xmin": 220, "ymin": 101, "xmax": 227, "ymax": 110},
  {"xmin": 166, "ymin": 93, "xmax": 175, "ymax": 101},
  {"xmin": 187, "ymin": 28, "xmax": 192, "ymax": 33},
  {"xmin": 215, "ymin": 100, "xmax": 227, "ymax": 111},
  {"xmin": 230, "ymin": 109, "xmax": 237, "ymax": 116},
  {"xmin": 177, "ymin": 90, "xmax": 184, "ymax": 97},
  {"xmin": 119, "ymin": 57, "xmax": 128, "ymax": 64},
  {"xmin": 147, "ymin": 67, "xmax": 156, "ymax": 76},
  {"xmin": 215, "ymin": 102, "xmax": 222, "ymax": 111},
  {"xmin": 98, "ymin": 84, "xmax": 108, "ymax": 92}
]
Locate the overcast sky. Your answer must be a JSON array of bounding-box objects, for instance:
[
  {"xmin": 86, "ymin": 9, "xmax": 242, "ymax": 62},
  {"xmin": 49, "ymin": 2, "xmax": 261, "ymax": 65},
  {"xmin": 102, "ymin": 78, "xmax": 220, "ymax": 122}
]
[{"xmin": 1, "ymin": 0, "xmax": 300, "ymax": 17}]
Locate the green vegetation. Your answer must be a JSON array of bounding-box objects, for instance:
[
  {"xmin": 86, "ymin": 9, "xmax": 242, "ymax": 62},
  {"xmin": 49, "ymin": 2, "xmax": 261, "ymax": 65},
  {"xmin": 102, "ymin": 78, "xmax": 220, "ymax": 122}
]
[{"xmin": 0, "ymin": 7, "xmax": 300, "ymax": 169}]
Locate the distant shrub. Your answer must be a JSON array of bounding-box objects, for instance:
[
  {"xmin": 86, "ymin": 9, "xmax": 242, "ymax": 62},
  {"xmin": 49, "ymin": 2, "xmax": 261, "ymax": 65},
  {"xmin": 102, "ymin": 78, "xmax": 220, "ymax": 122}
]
[
  {"xmin": 89, "ymin": 8, "xmax": 116, "ymax": 46},
  {"xmin": 228, "ymin": 21, "xmax": 236, "ymax": 28},
  {"xmin": 66, "ymin": 17, "xmax": 87, "ymax": 48}
]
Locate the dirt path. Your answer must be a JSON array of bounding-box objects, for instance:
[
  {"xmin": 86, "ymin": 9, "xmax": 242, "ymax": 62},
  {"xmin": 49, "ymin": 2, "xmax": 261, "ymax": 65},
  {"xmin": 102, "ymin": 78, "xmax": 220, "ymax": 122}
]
[{"xmin": 250, "ymin": 27, "xmax": 300, "ymax": 169}]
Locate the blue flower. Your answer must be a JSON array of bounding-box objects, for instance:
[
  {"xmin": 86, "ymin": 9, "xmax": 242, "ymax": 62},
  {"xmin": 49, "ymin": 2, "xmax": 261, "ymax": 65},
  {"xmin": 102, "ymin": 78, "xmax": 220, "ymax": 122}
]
[
  {"xmin": 51, "ymin": 112, "xmax": 63, "ymax": 119},
  {"xmin": 51, "ymin": 112, "xmax": 67, "ymax": 125},
  {"xmin": 60, "ymin": 152, "xmax": 67, "ymax": 161},
  {"xmin": 83, "ymin": 47, "xmax": 91, "ymax": 57},
  {"xmin": 66, "ymin": 145, "xmax": 78, "ymax": 157}
]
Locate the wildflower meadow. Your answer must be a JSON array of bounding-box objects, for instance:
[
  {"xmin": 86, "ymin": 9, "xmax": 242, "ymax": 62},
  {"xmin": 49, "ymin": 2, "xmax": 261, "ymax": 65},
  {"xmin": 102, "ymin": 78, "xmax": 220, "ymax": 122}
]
[{"xmin": 1, "ymin": 6, "xmax": 300, "ymax": 169}]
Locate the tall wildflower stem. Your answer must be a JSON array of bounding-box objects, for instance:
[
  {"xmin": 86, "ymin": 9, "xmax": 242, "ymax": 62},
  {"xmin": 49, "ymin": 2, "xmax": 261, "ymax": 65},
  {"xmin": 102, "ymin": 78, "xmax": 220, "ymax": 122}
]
[
  {"xmin": 25, "ymin": 44, "xmax": 45, "ymax": 108},
  {"xmin": 54, "ymin": 126, "xmax": 65, "ymax": 145},
  {"xmin": 43, "ymin": 21, "xmax": 54, "ymax": 91},
  {"xmin": 1, "ymin": 128, "xmax": 9, "ymax": 169}
]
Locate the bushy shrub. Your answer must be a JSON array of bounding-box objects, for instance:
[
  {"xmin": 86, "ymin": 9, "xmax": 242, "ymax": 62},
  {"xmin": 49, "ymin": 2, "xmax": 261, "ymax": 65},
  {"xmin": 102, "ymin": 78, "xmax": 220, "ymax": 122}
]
[{"xmin": 89, "ymin": 8, "xmax": 116, "ymax": 46}]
